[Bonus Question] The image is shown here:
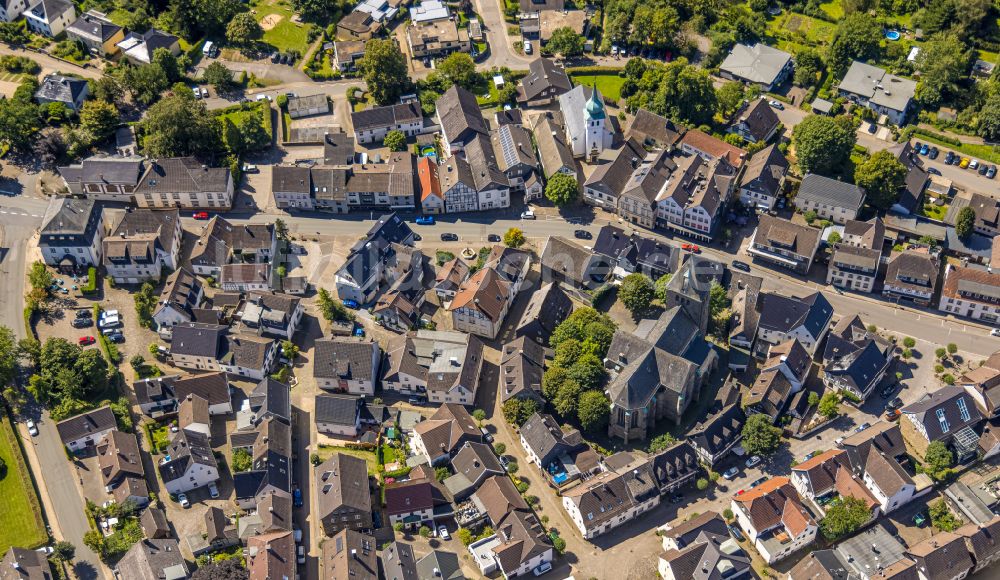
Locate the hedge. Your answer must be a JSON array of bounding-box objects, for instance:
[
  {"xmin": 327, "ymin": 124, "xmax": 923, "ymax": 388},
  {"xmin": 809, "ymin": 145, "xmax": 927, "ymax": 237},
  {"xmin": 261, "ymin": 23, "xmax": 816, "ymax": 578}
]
[
  {"xmin": 566, "ymin": 66, "xmax": 625, "ymax": 75},
  {"xmin": 81, "ymin": 267, "xmax": 97, "ymax": 294}
]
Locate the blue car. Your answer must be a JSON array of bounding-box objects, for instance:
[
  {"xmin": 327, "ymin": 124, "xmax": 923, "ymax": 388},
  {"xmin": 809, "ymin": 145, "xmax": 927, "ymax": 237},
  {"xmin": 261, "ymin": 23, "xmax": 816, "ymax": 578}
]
[
  {"xmin": 919, "ymin": 144, "xmax": 930, "ymax": 156},
  {"xmin": 415, "ymin": 216, "xmax": 435, "ymax": 225},
  {"xmin": 342, "ymin": 299, "xmax": 359, "ymax": 309},
  {"xmin": 293, "ymin": 488, "xmax": 303, "ymax": 507},
  {"xmin": 354, "ymin": 327, "xmax": 365, "ymax": 337}
]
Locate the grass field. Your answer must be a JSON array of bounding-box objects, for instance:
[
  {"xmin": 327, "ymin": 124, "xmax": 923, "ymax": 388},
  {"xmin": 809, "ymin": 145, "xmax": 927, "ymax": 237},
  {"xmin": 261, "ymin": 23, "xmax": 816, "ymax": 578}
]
[
  {"xmin": 920, "ymin": 200, "xmax": 950, "ymax": 221},
  {"xmin": 317, "ymin": 445, "xmax": 379, "ymax": 475},
  {"xmin": 568, "ymin": 72, "xmax": 626, "ymax": 103},
  {"xmin": 0, "ymin": 412, "xmax": 48, "ymax": 553},
  {"xmin": 818, "ymin": 0, "xmax": 844, "ymax": 19},
  {"xmin": 768, "ymin": 12, "xmax": 837, "ymax": 46},
  {"xmin": 253, "ymin": 0, "xmax": 311, "ymax": 54}
]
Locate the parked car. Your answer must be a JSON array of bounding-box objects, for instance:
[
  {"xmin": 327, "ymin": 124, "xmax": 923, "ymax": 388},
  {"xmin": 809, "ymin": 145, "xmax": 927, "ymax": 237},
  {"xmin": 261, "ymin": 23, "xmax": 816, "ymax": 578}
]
[
  {"xmin": 988, "ymin": 165, "xmax": 997, "ymax": 179},
  {"xmin": 919, "ymin": 144, "xmax": 930, "ymax": 156},
  {"xmin": 107, "ymin": 332, "xmax": 125, "ymax": 344},
  {"xmin": 200, "ymin": 88, "xmax": 209, "ymax": 98},
  {"xmin": 945, "ymin": 151, "xmax": 955, "ymax": 164},
  {"xmin": 487, "ymin": 234, "xmax": 501, "ymax": 242},
  {"xmin": 728, "ymin": 524, "xmax": 745, "ymax": 541},
  {"xmin": 438, "ymin": 526, "xmax": 450, "ymax": 540},
  {"xmin": 78, "ymin": 336, "xmax": 95, "ymax": 346},
  {"xmin": 440, "ymin": 233, "xmax": 459, "ymax": 241},
  {"xmin": 481, "ymin": 427, "xmax": 494, "ymax": 443},
  {"xmin": 745, "ymin": 455, "xmax": 762, "ymax": 468},
  {"xmin": 192, "ymin": 211, "xmax": 209, "ymax": 220},
  {"xmin": 532, "ymin": 562, "xmax": 552, "ymax": 576},
  {"xmin": 26, "ymin": 419, "xmax": 37, "ymax": 436},
  {"xmin": 768, "ymin": 100, "xmax": 784, "ymax": 109},
  {"xmin": 992, "ymin": 328, "xmax": 1000, "ymax": 337},
  {"xmin": 72, "ymin": 318, "xmax": 93, "ymax": 328},
  {"xmin": 681, "ymin": 243, "xmax": 700, "ymax": 253},
  {"xmin": 342, "ymin": 299, "xmax": 359, "ymax": 309},
  {"xmin": 524, "ymin": 41, "xmax": 532, "ymax": 55},
  {"xmin": 177, "ymin": 493, "xmax": 190, "ymax": 508},
  {"xmin": 209, "ymin": 483, "xmax": 220, "ymax": 499},
  {"xmin": 35, "ymin": 546, "xmax": 53, "ymax": 555},
  {"xmin": 293, "ymin": 488, "xmax": 303, "ymax": 507},
  {"xmin": 520, "ymin": 210, "xmax": 536, "ymax": 220},
  {"xmin": 855, "ymin": 422, "xmax": 871, "ymax": 432},
  {"xmin": 242, "ymin": 164, "xmax": 259, "ymax": 173},
  {"xmin": 970, "ymin": 159, "xmax": 980, "ymax": 170},
  {"xmin": 574, "ymin": 229, "xmax": 592, "ymax": 239},
  {"xmin": 980, "ymin": 163, "xmax": 991, "ymax": 175},
  {"xmin": 751, "ymin": 477, "xmax": 768, "ymax": 488},
  {"xmin": 98, "ymin": 316, "xmax": 120, "ymax": 329},
  {"xmin": 190, "ymin": 86, "xmax": 201, "ymax": 99},
  {"xmin": 731, "ymin": 260, "xmax": 751, "ymax": 272},
  {"xmin": 415, "ymin": 216, "xmax": 435, "ymax": 225},
  {"xmin": 888, "ymin": 397, "xmax": 903, "ymax": 410},
  {"xmin": 722, "ymin": 466, "xmax": 739, "ymax": 480},
  {"xmin": 885, "ymin": 408, "xmax": 901, "ymax": 421},
  {"xmin": 834, "ymin": 436, "xmax": 845, "ymax": 447},
  {"xmin": 297, "ymin": 545, "xmax": 305, "ymax": 564},
  {"xmin": 498, "ymin": 455, "xmax": 511, "ymax": 469},
  {"xmin": 929, "ymin": 147, "xmax": 939, "ymax": 159},
  {"xmin": 960, "ymin": 157, "xmax": 971, "ymax": 168},
  {"xmin": 928, "ymin": 167, "xmax": 942, "ymax": 176},
  {"xmin": 75, "ymin": 309, "xmax": 91, "ymax": 319}
]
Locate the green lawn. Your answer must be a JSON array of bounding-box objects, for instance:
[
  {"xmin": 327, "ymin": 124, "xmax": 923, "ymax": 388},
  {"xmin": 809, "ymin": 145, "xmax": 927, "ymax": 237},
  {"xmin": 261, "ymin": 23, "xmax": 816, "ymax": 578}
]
[
  {"xmin": 0, "ymin": 412, "xmax": 48, "ymax": 553},
  {"xmin": 253, "ymin": 1, "xmax": 311, "ymax": 54},
  {"xmin": 818, "ymin": 0, "xmax": 844, "ymax": 19},
  {"xmin": 215, "ymin": 101, "xmax": 274, "ymax": 148},
  {"xmin": 767, "ymin": 12, "xmax": 837, "ymax": 46},
  {"xmin": 145, "ymin": 421, "xmax": 172, "ymax": 454},
  {"xmin": 317, "ymin": 445, "xmax": 379, "ymax": 475},
  {"xmin": 920, "ymin": 200, "xmax": 950, "ymax": 221},
  {"xmin": 568, "ymin": 72, "xmax": 626, "ymax": 104}
]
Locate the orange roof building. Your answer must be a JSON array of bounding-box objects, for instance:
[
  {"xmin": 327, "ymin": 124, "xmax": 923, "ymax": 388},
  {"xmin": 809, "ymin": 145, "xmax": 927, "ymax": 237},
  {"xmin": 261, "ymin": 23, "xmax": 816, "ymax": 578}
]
[
  {"xmin": 418, "ymin": 156, "xmax": 444, "ymax": 214},
  {"xmin": 448, "ymin": 267, "xmax": 512, "ymax": 340},
  {"xmin": 731, "ymin": 476, "xmax": 818, "ymax": 564}
]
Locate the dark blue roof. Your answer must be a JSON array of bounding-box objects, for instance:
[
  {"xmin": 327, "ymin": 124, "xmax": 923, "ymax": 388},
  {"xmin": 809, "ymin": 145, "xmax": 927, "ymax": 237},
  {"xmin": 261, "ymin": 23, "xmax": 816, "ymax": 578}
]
[{"xmin": 801, "ymin": 292, "xmax": 834, "ymax": 338}]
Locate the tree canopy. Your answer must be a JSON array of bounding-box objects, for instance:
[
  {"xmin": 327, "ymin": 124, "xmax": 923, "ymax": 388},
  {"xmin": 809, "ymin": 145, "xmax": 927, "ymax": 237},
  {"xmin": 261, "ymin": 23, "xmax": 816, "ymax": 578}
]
[
  {"xmin": 624, "ymin": 58, "xmax": 718, "ymax": 127},
  {"xmin": 140, "ymin": 91, "xmax": 221, "ymax": 157},
  {"xmin": 956, "ymin": 206, "xmax": 976, "ymax": 240},
  {"xmin": 792, "ymin": 115, "xmax": 857, "ymax": 175},
  {"xmin": 741, "ymin": 414, "xmax": 782, "ymax": 456},
  {"xmin": 547, "ymin": 27, "xmax": 585, "ymax": 57},
  {"xmin": 577, "ymin": 390, "xmax": 610, "ymax": 432},
  {"xmin": 226, "ymin": 12, "xmax": 263, "ymax": 46},
  {"xmin": 358, "ymin": 40, "xmax": 411, "ymax": 106},
  {"xmin": 383, "ymin": 130, "xmax": 406, "ymax": 152},
  {"xmin": 820, "ymin": 496, "xmax": 873, "ymax": 540},
  {"xmin": 619, "ymin": 273, "xmax": 655, "ymax": 315},
  {"xmin": 914, "ymin": 34, "xmax": 972, "ymax": 108},
  {"xmin": 436, "ymin": 53, "xmax": 480, "ymax": 89},
  {"xmin": 854, "ymin": 150, "xmax": 907, "ymax": 210},
  {"xmin": 544, "ymin": 173, "xmax": 579, "ymax": 206},
  {"xmin": 503, "ymin": 228, "xmax": 525, "ymax": 248},
  {"xmin": 828, "ymin": 13, "xmax": 882, "ymax": 73}
]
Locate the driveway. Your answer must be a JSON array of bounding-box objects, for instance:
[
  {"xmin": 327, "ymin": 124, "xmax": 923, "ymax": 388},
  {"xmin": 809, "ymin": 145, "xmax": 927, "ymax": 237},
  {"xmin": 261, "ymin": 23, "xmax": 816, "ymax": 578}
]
[{"xmin": 0, "ymin": 45, "xmax": 102, "ymax": 79}]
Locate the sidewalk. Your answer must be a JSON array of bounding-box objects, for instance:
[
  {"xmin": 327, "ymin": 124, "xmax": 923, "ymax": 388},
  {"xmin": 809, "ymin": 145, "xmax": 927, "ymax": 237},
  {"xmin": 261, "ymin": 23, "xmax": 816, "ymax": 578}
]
[{"xmin": 15, "ymin": 421, "xmax": 64, "ymax": 542}]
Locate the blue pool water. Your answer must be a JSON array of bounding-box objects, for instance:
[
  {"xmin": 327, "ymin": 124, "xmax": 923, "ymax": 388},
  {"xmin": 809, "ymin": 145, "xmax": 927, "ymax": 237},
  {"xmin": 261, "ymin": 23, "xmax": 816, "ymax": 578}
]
[{"xmin": 885, "ymin": 30, "xmax": 901, "ymax": 40}]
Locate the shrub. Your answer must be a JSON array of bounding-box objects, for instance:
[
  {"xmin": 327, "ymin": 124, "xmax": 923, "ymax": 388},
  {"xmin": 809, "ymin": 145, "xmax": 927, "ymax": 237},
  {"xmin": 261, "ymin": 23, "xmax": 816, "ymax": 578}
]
[
  {"xmin": 696, "ymin": 478, "xmax": 709, "ymax": 491},
  {"xmin": 903, "ymin": 337, "xmax": 916, "ymax": 348}
]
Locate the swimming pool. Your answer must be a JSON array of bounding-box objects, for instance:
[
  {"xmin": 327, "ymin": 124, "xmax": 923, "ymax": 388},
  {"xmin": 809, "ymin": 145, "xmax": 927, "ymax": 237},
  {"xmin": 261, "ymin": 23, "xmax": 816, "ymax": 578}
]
[
  {"xmin": 420, "ymin": 145, "xmax": 437, "ymax": 161},
  {"xmin": 885, "ymin": 30, "xmax": 901, "ymax": 40}
]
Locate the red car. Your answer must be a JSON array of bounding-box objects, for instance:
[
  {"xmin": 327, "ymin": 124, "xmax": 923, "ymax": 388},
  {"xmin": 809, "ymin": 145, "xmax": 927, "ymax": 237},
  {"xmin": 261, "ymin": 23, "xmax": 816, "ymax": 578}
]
[
  {"xmin": 192, "ymin": 212, "xmax": 210, "ymax": 220},
  {"xmin": 78, "ymin": 336, "xmax": 95, "ymax": 346},
  {"xmin": 682, "ymin": 243, "xmax": 700, "ymax": 253}
]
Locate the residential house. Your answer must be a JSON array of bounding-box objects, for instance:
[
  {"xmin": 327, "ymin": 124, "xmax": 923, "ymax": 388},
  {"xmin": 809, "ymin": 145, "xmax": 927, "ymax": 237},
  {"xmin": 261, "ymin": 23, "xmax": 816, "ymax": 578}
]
[
  {"xmin": 728, "ymin": 272, "xmax": 763, "ymax": 354},
  {"xmin": 445, "ymin": 441, "xmax": 504, "ymax": 499},
  {"xmin": 170, "ymin": 324, "xmax": 277, "ymax": 380},
  {"xmin": 272, "ymin": 165, "xmax": 314, "ymax": 210},
  {"xmin": 619, "ymin": 150, "xmax": 675, "ymax": 230},
  {"xmin": 114, "ymin": 476, "xmax": 149, "ymax": 507},
  {"xmin": 731, "ymin": 477, "xmax": 818, "ymax": 564},
  {"xmin": 680, "ymin": 130, "xmax": 747, "ymax": 169},
  {"xmin": 246, "ymin": 531, "xmax": 296, "ymax": 580},
  {"xmin": 350, "ymin": 101, "xmax": 423, "ymax": 145},
  {"xmin": 152, "ymin": 268, "xmax": 203, "ymax": 333},
  {"xmin": 57, "ymin": 155, "xmax": 143, "ymax": 201},
  {"xmin": 411, "ymin": 403, "xmax": 481, "ymax": 465},
  {"xmin": 134, "ymin": 158, "xmax": 233, "ymax": 210},
  {"xmin": 97, "ymin": 430, "xmax": 144, "ymax": 490},
  {"xmin": 382, "ymin": 330, "xmax": 483, "ymax": 405},
  {"xmin": 558, "ymin": 85, "xmax": 614, "ymax": 160},
  {"xmin": 406, "ymin": 19, "xmax": 471, "ymax": 58},
  {"xmin": 822, "ymin": 315, "xmax": 894, "ymax": 401},
  {"xmin": 114, "ymin": 539, "xmax": 188, "ymax": 580},
  {"xmin": 905, "ymin": 532, "xmax": 974, "ymax": 580},
  {"xmin": 540, "ymin": 235, "xmax": 610, "ymax": 290},
  {"xmin": 178, "ymin": 394, "xmax": 210, "ymax": 436},
  {"xmin": 519, "ymin": 412, "xmax": 586, "ymax": 468},
  {"xmin": 437, "ymin": 86, "xmax": 489, "ymax": 154},
  {"xmin": 474, "ymin": 510, "xmax": 553, "ymax": 578},
  {"xmin": 102, "ymin": 208, "xmax": 181, "ymax": 284},
  {"xmin": 790, "ymin": 449, "xmax": 879, "ymax": 518},
  {"xmin": 434, "ymin": 258, "xmax": 469, "ymax": 301},
  {"xmin": 315, "ymin": 394, "xmax": 363, "ymax": 437},
  {"xmin": 336, "ymin": 10, "xmax": 379, "ymax": 40},
  {"xmin": 756, "ymin": 291, "xmax": 834, "ymax": 356},
  {"xmin": 658, "ymin": 518, "xmax": 751, "ymax": 580},
  {"xmin": 0, "ymin": 0, "xmax": 28, "ymax": 22},
  {"xmin": 887, "ymin": 141, "xmax": 929, "ymax": 214},
  {"xmin": 23, "ymin": 0, "xmax": 75, "ymax": 36},
  {"xmin": 491, "ymin": 124, "xmax": 541, "ymax": 197},
  {"xmin": 472, "ymin": 475, "xmax": 530, "ymax": 528},
  {"xmin": 310, "ymin": 165, "xmax": 349, "ymax": 213},
  {"xmin": 418, "ymin": 156, "xmax": 445, "ymax": 214},
  {"xmin": 332, "ymin": 40, "xmax": 366, "ymax": 72},
  {"xmin": 218, "ymin": 263, "xmax": 270, "ymax": 292},
  {"xmin": 795, "ymin": 174, "xmax": 866, "ymax": 225},
  {"xmin": 838, "ymin": 61, "xmax": 917, "ymax": 125},
  {"xmin": 689, "ymin": 403, "xmax": 747, "ymax": 466},
  {"xmin": 940, "ymin": 264, "xmax": 1000, "ymax": 324},
  {"xmin": 626, "ymin": 109, "xmax": 683, "ymax": 151},
  {"xmin": 745, "ymin": 339, "xmax": 811, "ymax": 419},
  {"xmin": 186, "ymin": 507, "xmax": 238, "ymax": 556},
  {"xmin": 381, "ymin": 542, "xmax": 419, "ymax": 579},
  {"xmin": 314, "ymin": 338, "xmax": 382, "ymax": 395},
  {"xmin": 34, "ymin": 74, "xmax": 88, "ymax": 111},
  {"xmin": 140, "ymin": 507, "xmax": 171, "ymax": 539},
  {"xmin": 959, "ymin": 351, "xmax": 1000, "ymax": 418},
  {"xmin": 828, "ymin": 218, "xmax": 885, "ymax": 293},
  {"xmin": 533, "ymin": 116, "xmax": 577, "ymax": 181},
  {"xmin": 512, "ymin": 282, "xmax": 572, "ymax": 344},
  {"xmin": 335, "ymin": 213, "xmax": 414, "ymax": 304},
  {"xmin": 582, "ymin": 137, "xmax": 646, "ymax": 211},
  {"xmin": 449, "ymin": 267, "xmax": 513, "ymax": 340},
  {"xmin": 835, "ymin": 524, "xmax": 914, "ymax": 580},
  {"xmin": 967, "ymin": 193, "xmax": 1000, "ymax": 237},
  {"xmin": 719, "ymin": 43, "xmax": 794, "ymax": 91},
  {"xmin": 901, "ymin": 386, "xmax": 983, "ymax": 459},
  {"xmin": 115, "ymin": 28, "xmax": 179, "ymax": 65},
  {"xmin": 516, "ymin": 58, "xmax": 572, "ymax": 106},
  {"xmin": 158, "ymin": 429, "xmax": 220, "ymax": 494},
  {"xmin": 462, "ymin": 133, "xmax": 512, "ymax": 210},
  {"xmin": 316, "ymin": 453, "xmax": 373, "ymax": 535},
  {"xmin": 66, "ymin": 10, "xmax": 123, "ymax": 56},
  {"xmin": 416, "ymin": 551, "xmax": 464, "ymax": 580},
  {"xmin": 499, "ymin": 337, "xmax": 546, "ymax": 404},
  {"xmin": 56, "ymin": 405, "xmax": 116, "ymax": 452},
  {"xmin": 38, "ymin": 197, "xmax": 104, "ymax": 269},
  {"xmin": 321, "ymin": 530, "xmax": 378, "ymax": 580},
  {"xmin": 385, "ymin": 479, "xmax": 437, "ymax": 527},
  {"xmin": 956, "ymin": 517, "xmax": 1000, "ymax": 574},
  {"xmin": 883, "ymin": 247, "xmax": 940, "ymax": 306},
  {"xmin": 738, "ymin": 144, "xmax": 788, "ymax": 211},
  {"xmin": 840, "ymin": 422, "xmax": 917, "ymax": 514},
  {"xmin": 728, "ymin": 98, "xmax": 781, "ymax": 144},
  {"xmin": 656, "ymin": 154, "xmax": 738, "ymax": 242},
  {"xmin": 238, "ymin": 291, "xmax": 303, "ymax": 339},
  {"xmin": 747, "ymin": 215, "xmax": 821, "ymax": 274}
]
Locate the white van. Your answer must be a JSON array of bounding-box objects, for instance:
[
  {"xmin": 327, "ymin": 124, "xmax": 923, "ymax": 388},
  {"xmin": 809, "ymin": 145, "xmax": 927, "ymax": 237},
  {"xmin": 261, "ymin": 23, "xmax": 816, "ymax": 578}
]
[{"xmin": 202, "ymin": 41, "xmax": 216, "ymax": 57}]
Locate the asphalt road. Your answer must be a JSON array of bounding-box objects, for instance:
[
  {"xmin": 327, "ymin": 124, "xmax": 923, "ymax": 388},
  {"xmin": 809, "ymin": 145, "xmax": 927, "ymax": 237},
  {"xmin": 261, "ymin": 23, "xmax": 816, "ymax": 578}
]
[
  {"xmin": 0, "ymin": 195, "xmax": 108, "ymax": 580},
  {"xmin": 906, "ymin": 140, "xmax": 1000, "ymax": 198}
]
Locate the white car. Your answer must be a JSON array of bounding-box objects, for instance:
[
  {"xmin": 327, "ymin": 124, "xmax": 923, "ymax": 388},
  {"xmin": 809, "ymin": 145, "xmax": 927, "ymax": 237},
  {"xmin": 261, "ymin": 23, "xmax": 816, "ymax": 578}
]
[
  {"xmin": 26, "ymin": 419, "xmax": 37, "ymax": 436},
  {"xmin": 745, "ymin": 455, "xmax": 762, "ymax": 468},
  {"xmin": 438, "ymin": 526, "xmax": 450, "ymax": 540},
  {"xmin": 835, "ymin": 437, "xmax": 845, "ymax": 447},
  {"xmin": 533, "ymin": 562, "xmax": 552, "ymax": 576},
  {"xmin": 191, "ymin": 86, "xmax": 201, "ymax": 99},
  {"xmin": 768, "ymin": 99, "xmax": 784, "ymax": 110},
  {"xmin": 524, "ymin": 41, "xmax": 532, "ymax": 54},
  {"xmin": 200, "ymin": 87, "xmax": 209, "ymax": 98},
  {"xmin": 209, "ymin": 483, "xmax": 220, "ymax": 499},
  {"xmin": 991, "ymin": 328, "xmax": 1000, "ymax": 337},
  {"xmin": 100, "ymin": 309, "xmax": 120, "ymax": 318},
  {"xmin": 521, "ymin": 210, "xmax": 536, "ymax": 220},
  {"xmin": 177, "ymin": 493, "xmax": 190, "ymax": 508},
  {"xmin": 297, "ymin": 545, "xmax": 305, "ymax": 564},
  {"xmin": 722, "ymin": 466, "xmax": 739, "ymax": 480},
  {"xmin": 35, "ymin": 546, "xmax": 53, "ymax": 555},
  {"xmin": 255, "ymin": 94, "xmax": 272, "ymax": 102}
]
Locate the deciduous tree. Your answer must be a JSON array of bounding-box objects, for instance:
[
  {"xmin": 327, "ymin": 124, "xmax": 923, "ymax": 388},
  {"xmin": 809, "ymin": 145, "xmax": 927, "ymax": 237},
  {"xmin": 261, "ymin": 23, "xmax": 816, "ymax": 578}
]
[
  {"xmin": 956, "ymin": 206, "xmax": 976, "ymax": 240},
  {"xmin": 577, "ymin": 390, "xmax": 609, "ymax": 432},
  {"xmin": 226, "ymin": 12, "xmax": 263, "ymax": 46},
  {"xmin": 792, "ymin": 114, "xmax": 856, "ymax": 175},
  {"xmin": 741, "ymin": 414, "xmax": 781, "ymax": 455},
  {"xmin": 547, "ymin": 27, "xmax": 584, "ymax": 57},
  {"xmin": 619, "ymin": 273, "xmax": 655, "ymax": 315},
  {"xmin": 854, "ymin": 150, "xmax": 907, "ymax": 210},
  {"xmin": 358, "ymin": 40, "xmax": 411, "ymax": 106},
  {"xmin": 544, "ymin": 173, "xmax": 578, "ymax": 206}
]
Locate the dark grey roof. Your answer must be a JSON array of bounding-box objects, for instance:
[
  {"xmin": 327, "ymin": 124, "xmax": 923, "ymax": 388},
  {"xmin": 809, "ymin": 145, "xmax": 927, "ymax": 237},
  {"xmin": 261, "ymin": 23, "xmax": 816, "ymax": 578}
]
[
  {"xmin": 758, "ymin": 292, "xmax": 833, "ymax": 338},
  {"xmin": 689, "ymin": 403, "xmax": 746, "ymax": 459},
  {"xmin": 593, "ymin": 225, "xmax": 635, "ymax": 263},
  {"xmin": 135, "ymin": 158, "xmax": 230, "ymax": 195},
  {"xmin": 798, "ymin": 174, "xmax": 866, "ymax": 211},
  {"xmin": 287, "ymin": 93, "xmax": 329, "ymax": 115},
  {"xmin": 740, "ymin": 144, "xmax": 788, "ymax": 196},
  {"xmin": 158, "ymin": 429, "xmax": 217, "ymax": 483},
  {"xmin": 381, "ymin": 542, "xmax": 418, "ymax": 580},
  {"xmin": 169, "ymin": 323, "xmax": 226, "ymax": 357},
  {"xmin": 732, "ymin": 99, "xmax": 780, "ymax": 141},
  {"xmin": 437, "ymin": 85, "xmax": 488, "ymax": 144},
  {"xmin": 40, "ymin": 197, "xmax": 99, "ymax": 236},
  {"xmin": 608, "ymin": 341, "xmax": 696, "ymax": 411},
  {"xmin": 35, "ymin": 74, "xmax": 87, "ymax": 105},
  {"xmin": 250, "ymin": 377, "xmax": 291, "ymax": 423},
  {"xmin": 59, "ymin": 155, "xmax": 144, "ymax": 187},
  {"xmin": 313, "ymin": 338, "xmax": 378, "ymax": 381},
  {"xmin": 56, "ymin": 405, "xmax": 116, "ymax": 443},
  {"xmin": 140, "ymin": 507, "xmax": 171, "ymax": 538},
  {"xmin": 513, "ymin": 282, "xmax": 572, "ymax": 342},
  {"xmin": 170, "ymin": 372, "xmax": 229, "ymax": 407},
  {"xmin": 350, "ymin": 102, "xmax": 422, "ymax": 131},
  {"xmin": 823, "ymin": 315, "xmax": 892, "ymax": 394},
  {"xmin": 627, "ymin": 109, "xmax": 683, "ymax": 146},
  {"xmin": 67, "ymin": 11, "xmax": 122, "ymax": 42},
  {"xmin": 415, "ymin": 550, "xmax": 464, "ymax": 580},
  {"xmin": 519, "ymin": 412, "xmax": 582, "ymax": 466},
  {"xmin": 517, "ymin": 57, "xmax": 572, "ymax": 102},
  {"xmin": 28, "ymin": 0, "xmax": 74, "ymax": 22},
  {"xmin": 271, "ymin": 165, "xmax": 311, "ymax": 194},
  {"xmin": 115, "ymin": 539, "xmax": 188, "ymax": 580},
  {"xmin": 0, "ymin": 547, "xmax": 50, "ymax": 579},
  {"xmin": 316, "ymin": 452, "xmax": 372, "ymax": 520},
  {"xmin": 901, "ymin": 386, "xmax": 983, "ymax": 441},
  {"xmin": 315, "ymin": 394, "xmax": 361, "ymax": 426},
  {"xmin": 584, "ymin": 138, "xmax": 646, "ymax": 198},
  {"xmin": 499, "ymin": 336, "xmax": 546, "ymax": 402}
]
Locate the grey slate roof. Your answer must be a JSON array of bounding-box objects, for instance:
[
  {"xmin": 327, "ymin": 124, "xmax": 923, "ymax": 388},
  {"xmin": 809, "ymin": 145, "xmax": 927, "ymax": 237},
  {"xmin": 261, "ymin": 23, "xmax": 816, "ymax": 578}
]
[
  {"xmin": 135, "ymin": 158, "xmax": 230, "ymax": 195},
  {"xmin": 316, "ymin": 453, "xmax": 371, "ymax": 520},
  {"xmin": 901, "ymin": 386, "xmax": 983, "ymax": 442},
  {"xmin": 740, "ymin": 144, "xmax": 788, "ymax": 197},
  {"xmin": 271, "ymin": 165, "xmax": 311, "ymax": 194},
  {"xmin": 158, "ymin": 429, "xmax": 217, "ymax": 483},
  {"xmin": 839, "ymin": 61, "xmax": 917, "ymax": 113},
  {"xmin": 315, "ymin": 394, "xmax": 362, "ymax": 426},
  {"xmin": 533, "ymin": 116, "xmax": 575, "ymax": 178},
  {"xmin": 798, "ymin": 173, "xmax": 866, "ymax": 211},
  {"xmin": 438, "ymin": 85, "xmax": 488, "ymax": 144},
  {"xmin": 114, "ymin": 539, "xmax": 188, "ymax": 580},
  {"xmin": 499, "ymin": 336, "xmax": 546, "ymax": 402},
  {"xmin": 169, "ymin": 323, "xmax": 226, "ymax": 358},
  {"xmin": 66, "ymin": 10, "xmax": 121, "ymax": 42},
  {"xmin": 56, "ymin": 405, "xmax": 116, "ymax": 443},
  {"xmin": 758, "ymin": 291, "xmax": 833, "ymax": 339},
  {"xmin": 350, "ymin": 102, "xmax": 422, "ymax": 131},
  {"xmin": 688, "ymin": 403, "xmax": 746, "ymax": 460},
  {"xmin": 416, "ymin": 550, "xmax": 465, "ymax": 580},
  {"xmin": 720, "ymin": 43, "xmax": 792, "ymax": 86},
  {"xmin": 732, "ymin": 98, "xmax": 780, "ymax": 142},
  {"xmin": 40, "ymin": 197, "xmax": 99, "ymax": 236},
  {"xmin": 35, "ymin": 74, "xmax": 87, "ymax": 105},
  {"xmin": 313, "ymin": 338, "xmax": 378, "ymax": 381},
  {"xmin": 517, "ymin": 57, "xmax": 572, "ymax": 102},
  {"xmin": 287, "ymin": 93, "xmax": 329, "ymax": 116},
  {"xmin": 627, "ymin": 109, "xmax": 682, "ymax": 147}
]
